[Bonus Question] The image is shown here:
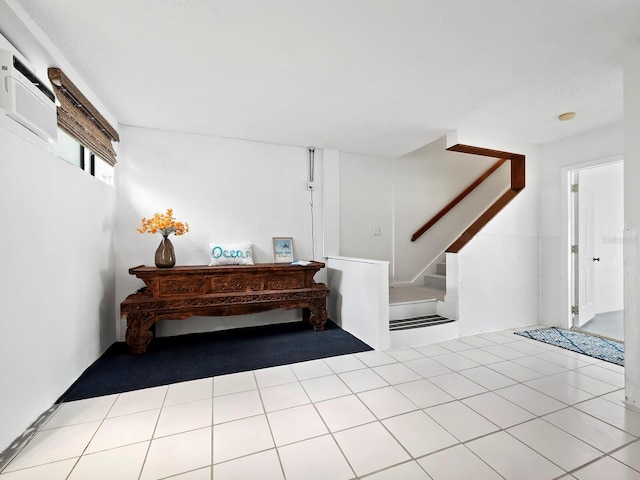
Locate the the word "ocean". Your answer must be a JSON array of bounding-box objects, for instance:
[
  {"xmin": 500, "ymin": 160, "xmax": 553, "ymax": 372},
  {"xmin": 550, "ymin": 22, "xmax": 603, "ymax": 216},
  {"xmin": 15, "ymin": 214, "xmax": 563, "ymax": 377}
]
[{"xmin": 211, "ymin": 247, "xmax": 252, "ymax": 259}]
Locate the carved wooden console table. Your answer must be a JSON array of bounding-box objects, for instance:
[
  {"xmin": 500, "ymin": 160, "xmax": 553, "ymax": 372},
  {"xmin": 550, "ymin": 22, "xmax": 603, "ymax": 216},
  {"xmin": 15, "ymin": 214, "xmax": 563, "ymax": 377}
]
[{"xmin": 120, "ymin": 262, "xmax": 329, "ymax": 354}]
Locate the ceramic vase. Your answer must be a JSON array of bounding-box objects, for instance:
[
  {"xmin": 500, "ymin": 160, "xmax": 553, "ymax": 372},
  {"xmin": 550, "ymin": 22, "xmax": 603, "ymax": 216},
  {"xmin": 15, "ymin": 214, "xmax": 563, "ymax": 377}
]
[{"xmin": 155, "ymin": 235, "xmax": 175, "ymax": 268}]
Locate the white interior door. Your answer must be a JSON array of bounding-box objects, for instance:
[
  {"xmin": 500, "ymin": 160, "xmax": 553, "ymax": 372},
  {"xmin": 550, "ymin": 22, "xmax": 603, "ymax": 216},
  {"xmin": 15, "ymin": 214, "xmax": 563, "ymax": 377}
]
[{"xmin": 577, "ymin": 180, "xmax": 596, "ymax": 326}]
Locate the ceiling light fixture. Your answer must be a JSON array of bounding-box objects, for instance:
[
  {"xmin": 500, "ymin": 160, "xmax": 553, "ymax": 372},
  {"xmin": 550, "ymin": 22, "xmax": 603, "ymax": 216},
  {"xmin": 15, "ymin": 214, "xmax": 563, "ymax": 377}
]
[{"xmin": 558, "ymin": 112, "xmax": 575, "ymax": 121}]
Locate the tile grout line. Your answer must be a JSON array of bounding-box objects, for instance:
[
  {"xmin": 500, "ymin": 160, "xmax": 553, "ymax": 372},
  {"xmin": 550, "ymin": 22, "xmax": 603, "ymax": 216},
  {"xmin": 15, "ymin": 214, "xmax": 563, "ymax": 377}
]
[
  {"xmin": 253, "ymin": 368, "xmax": 292, "ymax": 480},
  {"xmin": 210, "ymin": 377, "xmax": 215, "ymax": 480},
  {"xmin": 135, "ymin": 386, "xmax": 170, "ymax": 480}
]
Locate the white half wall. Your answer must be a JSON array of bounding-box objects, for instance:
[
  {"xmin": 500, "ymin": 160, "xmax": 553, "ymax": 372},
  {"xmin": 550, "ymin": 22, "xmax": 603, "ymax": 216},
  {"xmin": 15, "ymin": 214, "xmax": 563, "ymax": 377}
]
[
  {"xmin": 327, "ymin": 256, "xmax": 390, "ymax": 350},
  {"xmin": 0, "ymin": 120, "xmax": 116, "ymax": 452},
  {"xmin": 114, "ymin": 126, "xmax": 325, "ymax": 339}
]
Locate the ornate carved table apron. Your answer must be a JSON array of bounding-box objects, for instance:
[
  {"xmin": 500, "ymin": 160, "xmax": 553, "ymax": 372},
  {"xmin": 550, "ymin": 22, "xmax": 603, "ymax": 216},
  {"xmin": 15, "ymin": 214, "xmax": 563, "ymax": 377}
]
[{"xmin": 120, "ymin": 262, "xmax": 329, "ymax": 354}]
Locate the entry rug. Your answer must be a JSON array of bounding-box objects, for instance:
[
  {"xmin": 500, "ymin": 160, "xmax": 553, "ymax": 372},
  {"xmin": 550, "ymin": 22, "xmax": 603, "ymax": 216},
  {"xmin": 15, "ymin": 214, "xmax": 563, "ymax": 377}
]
[{"xmin": 515, "ymin": 327, "xmax": 624, "ymax": 366}]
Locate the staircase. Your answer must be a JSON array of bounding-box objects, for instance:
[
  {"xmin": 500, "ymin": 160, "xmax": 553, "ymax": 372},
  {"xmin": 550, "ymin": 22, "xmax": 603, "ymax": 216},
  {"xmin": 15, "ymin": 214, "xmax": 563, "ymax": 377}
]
[
  {"xmin": 388, "ymin": 259, "xmax": 458, "ymax": 348},
  {"xmin": 424, "ymin": 260, "xmax": 446, "ymax": 290}
]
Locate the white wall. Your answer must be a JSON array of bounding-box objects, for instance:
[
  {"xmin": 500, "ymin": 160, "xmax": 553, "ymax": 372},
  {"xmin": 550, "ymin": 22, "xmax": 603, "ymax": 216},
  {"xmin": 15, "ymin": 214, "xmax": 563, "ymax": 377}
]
[
  {"xmin": 114, "ymin": 126, "xmax": 324, "ymax": 339},
  {"xmin": 0, "ymin": 119, "xmax": 116, "ymax": 452},
  {"xmin": 539, "ymin": 123, "xmax": 623, "ymax": 328},
  {"xmin": 0, "ymin": 2, "xmax": 118, "ymax": 453},
  {"xmin": 339, "ymin": 152, "xmax": 393, "ymax": 265},
  {"xmin": 457, "ymin": 233, "xmax": 539, "ymax": 334}
]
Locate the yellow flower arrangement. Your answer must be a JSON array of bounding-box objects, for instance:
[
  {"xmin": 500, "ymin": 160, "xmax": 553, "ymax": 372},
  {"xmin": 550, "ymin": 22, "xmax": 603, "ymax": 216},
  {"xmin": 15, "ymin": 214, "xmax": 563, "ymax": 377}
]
[{"xmin": 137, "ymin": 208, "xmax": 189, "ymax": 237}]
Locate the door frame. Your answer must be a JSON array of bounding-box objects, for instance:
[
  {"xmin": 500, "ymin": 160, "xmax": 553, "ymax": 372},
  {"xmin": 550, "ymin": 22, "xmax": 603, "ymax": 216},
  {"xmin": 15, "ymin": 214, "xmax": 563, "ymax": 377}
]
[{"xmin": 561, "ymin": 155, "xmax": 623, "ymax": 330}]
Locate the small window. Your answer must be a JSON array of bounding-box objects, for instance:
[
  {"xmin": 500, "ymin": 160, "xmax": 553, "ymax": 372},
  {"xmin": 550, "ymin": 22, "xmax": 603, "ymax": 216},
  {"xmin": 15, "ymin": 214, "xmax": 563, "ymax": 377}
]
[
  {"xmin": 94, "ymin": 154, "xmax": 114, "ymax": 186},
  {"xmin": 51, "ymin": 127, "xmax": 114, "ymax": 186},
  {"xmin": 52, "ymin": 128, "xmax": 82, "ymax": 167}
]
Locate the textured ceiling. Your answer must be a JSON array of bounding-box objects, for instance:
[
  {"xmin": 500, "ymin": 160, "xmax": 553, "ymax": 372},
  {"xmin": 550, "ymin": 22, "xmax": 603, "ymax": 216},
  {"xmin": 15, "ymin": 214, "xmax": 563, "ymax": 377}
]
[{"xmin": 11, "ymin": 0, "xmax": 640, "ymax": 157}]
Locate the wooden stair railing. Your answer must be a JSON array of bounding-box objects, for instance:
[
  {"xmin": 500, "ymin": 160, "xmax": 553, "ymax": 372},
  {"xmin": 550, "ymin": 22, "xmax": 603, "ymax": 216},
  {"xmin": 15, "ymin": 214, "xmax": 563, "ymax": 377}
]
[
  {"xmin": 411, "ymin": 143, "xmax": 525, "ymax": 253},
  {"xmin": 411, "ymin": 158, "xmax": 507, "ymax": 242}
]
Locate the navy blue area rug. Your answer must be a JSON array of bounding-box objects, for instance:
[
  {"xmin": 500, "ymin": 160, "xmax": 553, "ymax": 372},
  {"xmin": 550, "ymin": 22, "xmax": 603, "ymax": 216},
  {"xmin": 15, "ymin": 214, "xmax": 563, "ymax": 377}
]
[
  {"xmin": 58, "ymin": 320, "xmax": 371, "ymax": 403},
  {"xmin": 514, "ymin": 327, "xmax": 624, "ymax": 366}
]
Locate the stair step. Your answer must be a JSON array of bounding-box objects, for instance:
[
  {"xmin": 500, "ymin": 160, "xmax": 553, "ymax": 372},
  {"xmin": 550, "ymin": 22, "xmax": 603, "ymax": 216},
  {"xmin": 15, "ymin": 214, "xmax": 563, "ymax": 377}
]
[
  {"xmin": 389, "ymin": 316, "xmax": 459, "ymax": 348},
  {"xmin": 424, "ymin": 273, "xmax": 446, "ymax": 290},
  {"xmin": 390, "ymin": 314, "xmax": 454, "ymax": 331},
  {"xmin": 435, "ymin": 262, "xmax": 446, "ymax": 275}
]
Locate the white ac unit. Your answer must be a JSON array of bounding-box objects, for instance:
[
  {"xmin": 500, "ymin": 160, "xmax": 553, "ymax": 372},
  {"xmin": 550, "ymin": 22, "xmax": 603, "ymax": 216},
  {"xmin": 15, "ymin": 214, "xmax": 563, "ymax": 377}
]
[{"xmin": 0, "ymin": 48, "xmax": 57, "ymax": 141}]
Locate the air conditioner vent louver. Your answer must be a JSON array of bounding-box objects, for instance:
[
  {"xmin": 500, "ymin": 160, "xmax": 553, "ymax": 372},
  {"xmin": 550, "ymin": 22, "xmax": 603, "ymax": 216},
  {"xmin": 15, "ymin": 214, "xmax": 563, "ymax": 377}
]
[
  {"xmin": 1, "ymin": 47, "xmax": 57, "ymax": 141},
  {"xmin": 11, "ymin": 55, "xmax": 54, "ymax": 102}
]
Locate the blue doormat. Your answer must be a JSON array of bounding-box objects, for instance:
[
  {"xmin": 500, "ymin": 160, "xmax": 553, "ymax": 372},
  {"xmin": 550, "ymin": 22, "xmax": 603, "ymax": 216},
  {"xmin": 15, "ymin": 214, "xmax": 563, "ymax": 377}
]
[{"xmin": 514, "ymin": 327, "xmax": 624, "ymax": 366}]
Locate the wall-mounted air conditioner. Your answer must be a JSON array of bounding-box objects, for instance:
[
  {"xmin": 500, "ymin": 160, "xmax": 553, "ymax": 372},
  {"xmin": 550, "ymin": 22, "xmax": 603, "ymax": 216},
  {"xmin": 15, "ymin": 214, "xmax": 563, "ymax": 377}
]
[{"xmin": 0, "ymin": 48, "xmax": 57, "ymax": 141}]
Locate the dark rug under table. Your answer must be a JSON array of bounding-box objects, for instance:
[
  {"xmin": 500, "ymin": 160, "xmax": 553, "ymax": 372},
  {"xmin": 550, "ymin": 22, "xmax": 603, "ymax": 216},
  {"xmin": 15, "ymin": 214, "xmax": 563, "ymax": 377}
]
[{"xmin": 59, "ymin": 320, "xmax": 371, "ymax": 403}]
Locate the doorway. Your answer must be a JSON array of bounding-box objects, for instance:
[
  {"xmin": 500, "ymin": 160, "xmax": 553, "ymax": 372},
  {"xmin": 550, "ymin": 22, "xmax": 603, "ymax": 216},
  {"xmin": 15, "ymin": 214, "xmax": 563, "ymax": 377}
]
[{"xmin": 569, "ymin": 160, "xmax": 624, "ymax": 340}]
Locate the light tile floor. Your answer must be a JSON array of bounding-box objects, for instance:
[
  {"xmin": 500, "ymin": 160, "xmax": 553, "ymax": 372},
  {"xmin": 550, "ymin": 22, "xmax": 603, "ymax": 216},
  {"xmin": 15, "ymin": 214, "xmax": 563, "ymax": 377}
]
[{"xmin": 1, "ymin": 325, "xmax": 638, "ymax": 479}]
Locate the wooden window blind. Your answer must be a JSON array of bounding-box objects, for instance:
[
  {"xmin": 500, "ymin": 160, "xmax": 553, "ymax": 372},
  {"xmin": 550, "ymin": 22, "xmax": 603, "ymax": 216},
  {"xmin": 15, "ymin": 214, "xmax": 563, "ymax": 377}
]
[{"xmin": 47, "ymin": 68, "xmax": 119, "ymax": 166}]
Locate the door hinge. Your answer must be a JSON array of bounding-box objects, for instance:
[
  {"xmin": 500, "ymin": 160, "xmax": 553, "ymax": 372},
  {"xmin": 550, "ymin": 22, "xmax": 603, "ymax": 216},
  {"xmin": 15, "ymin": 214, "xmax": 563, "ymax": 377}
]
[
  {"xmin": 571, "ymin": 305, "xmax": 579, "ymax": 315},
  {"xmin": 571, "ymin": 245, "xmax": 578, "ymax": 254},
  {"xmin": 571, "ymin": 184, "xmax": 579, "ymax": 192}
]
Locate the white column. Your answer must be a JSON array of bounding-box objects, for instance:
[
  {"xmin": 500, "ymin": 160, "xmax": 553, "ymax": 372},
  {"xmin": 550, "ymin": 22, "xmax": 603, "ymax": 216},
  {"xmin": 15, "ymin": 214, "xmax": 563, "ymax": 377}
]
[
  {"xmin": 624, "ymin": 42, "xmax": 640, "ymax": 405},
  {"xmin": 322, "ymin": 149, "xmax": 341, "ymax": 257}
]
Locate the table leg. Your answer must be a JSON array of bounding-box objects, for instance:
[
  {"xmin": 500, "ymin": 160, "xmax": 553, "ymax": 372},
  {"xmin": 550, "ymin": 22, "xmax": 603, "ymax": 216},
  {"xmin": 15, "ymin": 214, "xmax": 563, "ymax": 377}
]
[
  {"xmin": 125, "ymin": 313, "xmax": 156, "ymax": 354},
  {"xmin": 304, "ymin": 299, "xmax": 328, "ymax": 331}
]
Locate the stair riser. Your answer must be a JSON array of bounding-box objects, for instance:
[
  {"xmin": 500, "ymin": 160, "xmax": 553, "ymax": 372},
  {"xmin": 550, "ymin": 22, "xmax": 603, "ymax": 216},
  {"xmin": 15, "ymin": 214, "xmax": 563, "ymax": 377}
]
[
  {"xmin": 390, "ymin": 318, "xmax": 454, "ymax": 331},
  {"xmin": 424, "ymin": 274, "xmax": 446, "ymax": 290},
  {"xmin": 389, "ymin": 321, "xmax": 459, "ymax": 348},
  {"xmin": 390, "ymin": 300, "xmax": 438, "ymax": 321}
]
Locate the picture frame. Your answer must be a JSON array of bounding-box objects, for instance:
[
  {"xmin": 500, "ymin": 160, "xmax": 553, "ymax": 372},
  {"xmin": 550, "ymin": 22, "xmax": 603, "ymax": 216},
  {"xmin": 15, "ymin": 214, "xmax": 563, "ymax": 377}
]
[{"xmin": 273, "ymin": 237, "xmax": 294, "ymax": 263}]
